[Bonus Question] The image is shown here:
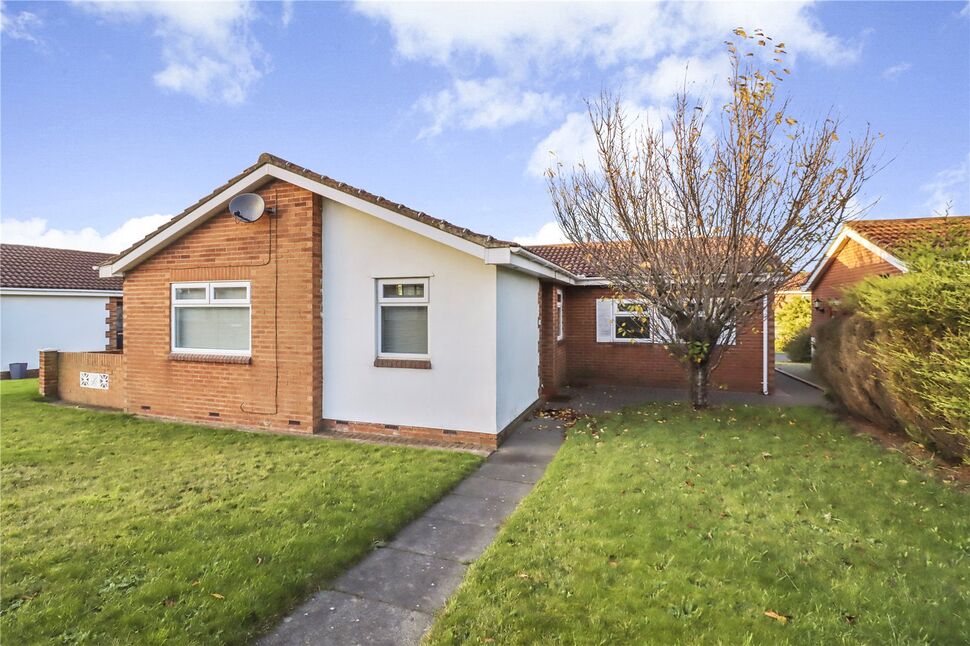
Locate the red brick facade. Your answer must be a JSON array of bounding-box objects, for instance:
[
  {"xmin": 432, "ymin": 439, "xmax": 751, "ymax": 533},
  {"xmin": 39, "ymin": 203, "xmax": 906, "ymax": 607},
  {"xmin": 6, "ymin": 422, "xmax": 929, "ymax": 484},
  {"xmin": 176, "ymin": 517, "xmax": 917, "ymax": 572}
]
[
  {"xmin": 540, "ymin": 284, "xmax": 773, "ymax": 394},
  {"xmin": 104, "ymin": 296, "xmax": 123, "ymax": 351},
  {"xmin": 122, "ymin": 180, "xmax": 323, "ymax": 433},
  {"xmin": 539, "ymin": 283, "xmax": 568, "ymax": 395},
  {"xmin": 810, "ymin": 237, "xmax": 901, "ymax": 329}
]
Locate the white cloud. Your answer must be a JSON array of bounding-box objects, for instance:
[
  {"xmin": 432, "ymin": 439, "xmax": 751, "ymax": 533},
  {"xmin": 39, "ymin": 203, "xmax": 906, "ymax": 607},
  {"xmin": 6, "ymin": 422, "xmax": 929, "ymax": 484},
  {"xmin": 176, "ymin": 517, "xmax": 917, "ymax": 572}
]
[
  {"xmin": 1, "ymin": 1, "xmax": 44, "ymax": 45},
  {"xmin": 920, "ymin": 154, "xmax": 970, "ymax": 215},
  {"xmin": 417, "ymin": 78, "xmax": 564, "ymax": 138},
  {"xmin": 281, "ymin": 0, "xmax": 294, "ymax": 27},
  {"xmin": 634, "ymin": 53, "xmax": 732, "ymax": 103},
  {"xmin": 881, "ymin": 62, "xmax": 911, "ymax": 80},
  {"xmin": 527, "ymin": 111, "xmax": 599, "ymax": 178},
  {"xmin": 75, "ymin": 1, "xmax": 268, "ymax": 104},
  {"xmin": 356, "ymin": 1, "xmax": 860, "ymax": 162},
  {"xmin": 0, "ymin": 214, "xmax": 172, "ymax": 253},
  {"xmin": 527, "ymin": 103, "xmax": 668, "ymax": 178},
  {"xmin": 355, "ymin": 2, "xmax": 860, "ymax": 72},
  {"xmin": 513, "ymin": 221, "xmax": 568, "ymax": 246}
]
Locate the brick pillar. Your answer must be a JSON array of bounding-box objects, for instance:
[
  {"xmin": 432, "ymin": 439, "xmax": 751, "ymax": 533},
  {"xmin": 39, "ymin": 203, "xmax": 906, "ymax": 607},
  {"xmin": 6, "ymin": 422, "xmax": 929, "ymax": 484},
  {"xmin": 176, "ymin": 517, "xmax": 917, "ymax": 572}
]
[{"xmin": 39, "ymin": 350, "xmax": 59, "ymax": 399}]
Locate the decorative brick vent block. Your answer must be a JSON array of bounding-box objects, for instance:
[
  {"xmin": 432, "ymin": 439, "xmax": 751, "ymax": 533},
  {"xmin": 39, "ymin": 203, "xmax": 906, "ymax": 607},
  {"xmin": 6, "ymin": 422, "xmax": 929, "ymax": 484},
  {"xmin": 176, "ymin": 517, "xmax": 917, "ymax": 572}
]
[{"xmin": 80, "ymin": 371, "xmax": 109, "ymax": 390}]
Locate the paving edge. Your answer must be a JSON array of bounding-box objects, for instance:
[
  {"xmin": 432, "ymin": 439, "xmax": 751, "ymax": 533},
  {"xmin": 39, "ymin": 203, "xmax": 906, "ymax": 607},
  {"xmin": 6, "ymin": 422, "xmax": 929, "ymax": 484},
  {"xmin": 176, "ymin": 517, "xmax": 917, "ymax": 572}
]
[{"xmin": 775, "ymin": 367, "xmax": 824, "ymax": 391}]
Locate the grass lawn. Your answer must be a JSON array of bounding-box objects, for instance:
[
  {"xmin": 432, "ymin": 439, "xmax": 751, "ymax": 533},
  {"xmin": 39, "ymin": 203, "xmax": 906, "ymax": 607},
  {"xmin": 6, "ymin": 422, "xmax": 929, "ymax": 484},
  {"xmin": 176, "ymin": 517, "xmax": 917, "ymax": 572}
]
[
  {"xmin": 0, "ymin": 379, "xmax": 481, "ymax": 645},
  {"xmin": 427, "ymin": 403, "xmax": 970, "ymax": 645}
]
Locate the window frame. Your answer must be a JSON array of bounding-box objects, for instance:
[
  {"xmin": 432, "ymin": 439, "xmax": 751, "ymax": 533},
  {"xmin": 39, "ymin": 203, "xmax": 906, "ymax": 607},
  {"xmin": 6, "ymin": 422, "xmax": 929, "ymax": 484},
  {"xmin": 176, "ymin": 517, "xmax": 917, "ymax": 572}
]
[
  {"xmin": 555, "ymin": 288, "xmax": 564, "ymax": 341},
  {"xmin": 170, "ymin": 281, "xmax": 252, "ymax": 356},
  {"xmin": 611, "ymin": 299, "xmax": 654, "ymax": 343},
  {"xmin": 376, "ymin": 278, "xmax": 430, "ymax": 360}
]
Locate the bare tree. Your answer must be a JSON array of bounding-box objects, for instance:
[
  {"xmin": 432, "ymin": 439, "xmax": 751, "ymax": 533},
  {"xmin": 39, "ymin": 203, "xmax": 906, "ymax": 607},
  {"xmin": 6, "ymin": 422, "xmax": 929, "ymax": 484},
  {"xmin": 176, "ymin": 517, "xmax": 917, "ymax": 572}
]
[{"xmin": 547, "ymin": 29, "xmax": 879, "ymax": 408}]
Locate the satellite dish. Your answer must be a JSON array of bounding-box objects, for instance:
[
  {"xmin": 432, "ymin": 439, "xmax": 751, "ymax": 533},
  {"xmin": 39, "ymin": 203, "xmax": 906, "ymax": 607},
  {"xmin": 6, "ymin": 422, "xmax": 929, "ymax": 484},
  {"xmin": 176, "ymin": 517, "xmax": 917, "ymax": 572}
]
[{"xmin": 228, "ymin": 193, "xmax": 265, "ymax": 223}]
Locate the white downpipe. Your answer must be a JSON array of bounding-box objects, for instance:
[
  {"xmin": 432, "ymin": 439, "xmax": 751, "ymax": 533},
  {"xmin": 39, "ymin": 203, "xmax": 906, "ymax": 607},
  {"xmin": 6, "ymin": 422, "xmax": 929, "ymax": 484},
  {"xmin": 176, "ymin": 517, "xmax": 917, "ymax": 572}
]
[{"xmin": 762, "ymin": 295, "xmax": 769, "ymax": 395}]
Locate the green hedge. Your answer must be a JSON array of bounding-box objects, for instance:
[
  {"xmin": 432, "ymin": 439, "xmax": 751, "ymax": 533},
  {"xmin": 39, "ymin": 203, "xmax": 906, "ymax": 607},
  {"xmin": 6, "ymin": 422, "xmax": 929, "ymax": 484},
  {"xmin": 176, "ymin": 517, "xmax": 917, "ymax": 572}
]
[{"xmin": 814, "ymin": 226, "xmax": 970, "ymax": 462}]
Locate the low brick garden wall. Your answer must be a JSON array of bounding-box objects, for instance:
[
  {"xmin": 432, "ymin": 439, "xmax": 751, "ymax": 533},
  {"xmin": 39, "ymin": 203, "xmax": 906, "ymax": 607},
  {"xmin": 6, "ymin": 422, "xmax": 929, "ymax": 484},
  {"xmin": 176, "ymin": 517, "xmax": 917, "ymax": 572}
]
[{"xmin": 39, "ymin": 350, "xmax": 125, "ymax": 410}]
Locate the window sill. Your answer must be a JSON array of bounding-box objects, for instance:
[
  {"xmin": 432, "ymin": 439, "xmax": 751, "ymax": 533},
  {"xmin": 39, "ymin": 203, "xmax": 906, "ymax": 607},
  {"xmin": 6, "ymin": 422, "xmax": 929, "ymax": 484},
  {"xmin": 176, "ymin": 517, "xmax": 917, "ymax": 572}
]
[
  {"xmin": 374, "ymin": 358, "xmax": 432, "ymax": 370},
  {"xmin": 169, "ymin": 352, "xmax": 252, "ymax": 365}
]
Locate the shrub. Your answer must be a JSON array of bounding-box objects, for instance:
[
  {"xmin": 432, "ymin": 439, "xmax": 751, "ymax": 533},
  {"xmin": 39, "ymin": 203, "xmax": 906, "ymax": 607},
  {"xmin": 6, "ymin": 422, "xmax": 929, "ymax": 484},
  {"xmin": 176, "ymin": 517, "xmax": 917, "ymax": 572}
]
[
  {"xmin": 782, "ymin": 328, "xmax": 812, "ymax": 362},
  {"xmin": 818, "ymin": 225, "xmax": 970, "ymax": 462},
  {"xmin": 774, "ymin": 296, "xmax": 811, "ymax": 352}
]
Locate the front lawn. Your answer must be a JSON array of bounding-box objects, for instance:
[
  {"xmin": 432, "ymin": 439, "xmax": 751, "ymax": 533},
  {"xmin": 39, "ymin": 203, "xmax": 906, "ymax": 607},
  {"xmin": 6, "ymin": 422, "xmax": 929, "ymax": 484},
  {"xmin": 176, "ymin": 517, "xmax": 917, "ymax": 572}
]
[
  {"xmin": 427, "ymin": 403, "xmax": 969, "ymax": 645},
  {"xmin": 0, "ymin": 379, "xmax": 481, "ymax": 645}
]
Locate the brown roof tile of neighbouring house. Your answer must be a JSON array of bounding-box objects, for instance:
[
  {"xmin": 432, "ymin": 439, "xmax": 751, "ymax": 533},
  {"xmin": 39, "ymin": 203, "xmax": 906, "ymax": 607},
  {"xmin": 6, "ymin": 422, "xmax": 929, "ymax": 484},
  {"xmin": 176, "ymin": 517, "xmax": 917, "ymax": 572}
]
[
  {"xmin": 779, "ymin": 272, "xmax": 809, "ymax": 293},
  {"xmin": 0, "ymin": 244, "xmax": 123, "ymax": 291},
  {"xmin": 846, "ymin": 215, "xmax": 970, "ymax": 254},
  {"xmin": 100, "ymin": 153, "xmax": 515, "ymax": 270},
  {"xmin": 525, "ymin": 243, "xmax": 601, "ymax": 276}
]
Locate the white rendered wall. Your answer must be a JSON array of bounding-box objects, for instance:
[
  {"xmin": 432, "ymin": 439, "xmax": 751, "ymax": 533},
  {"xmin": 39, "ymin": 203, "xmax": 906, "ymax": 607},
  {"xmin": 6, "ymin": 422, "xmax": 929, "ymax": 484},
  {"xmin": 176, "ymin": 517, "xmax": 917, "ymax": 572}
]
[
  {"xmin": 0, "ymin": 294, "xmax": 109, "ymax": 369},
  {"xmin": 322, "ymin": 199, "xmax": 499, "ymax": 434},
  {"xmin": 495, "ymin": 268, "xmax": 540, "ymax": 430}
]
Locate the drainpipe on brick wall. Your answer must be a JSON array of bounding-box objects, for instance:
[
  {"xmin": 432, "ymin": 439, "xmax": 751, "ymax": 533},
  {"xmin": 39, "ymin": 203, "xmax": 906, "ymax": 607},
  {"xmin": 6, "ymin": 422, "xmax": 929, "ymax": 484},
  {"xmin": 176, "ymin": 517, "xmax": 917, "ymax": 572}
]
[{"xmin": 762, "ymin": 295, "xmax": 769, "ymax": 395}]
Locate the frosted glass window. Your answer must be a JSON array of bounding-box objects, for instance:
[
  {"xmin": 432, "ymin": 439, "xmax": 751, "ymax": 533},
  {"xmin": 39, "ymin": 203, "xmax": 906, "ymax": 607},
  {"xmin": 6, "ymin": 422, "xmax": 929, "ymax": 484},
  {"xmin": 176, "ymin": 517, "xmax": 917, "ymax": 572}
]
[
  {"xmin": 213, "ymin": 285, "xmax": 248, "ymax": 301},
  {"xmin": 175, "ymin": 286, "xmax": 206, "ymax": 300}
]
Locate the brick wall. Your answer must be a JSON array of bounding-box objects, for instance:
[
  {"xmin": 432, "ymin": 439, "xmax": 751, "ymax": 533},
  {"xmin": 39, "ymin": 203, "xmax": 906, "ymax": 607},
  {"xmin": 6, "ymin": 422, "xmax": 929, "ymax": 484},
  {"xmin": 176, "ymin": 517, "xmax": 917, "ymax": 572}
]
[
  {"xmin": 541, "ymin": 285, "xmax": 771, "ymax": 394},
  {"xmin": 39, "ymin": 349, "xmax": 58, "ymax": 397},
  {"xmin": 811, "ymin": 238, "xmax": 901, "ymax": 329},
  {"xmin": 54, "ymin": 351, "xmax": 126, "ymax": 409},
  {"xmin": 538, "ymin": 282, "xmax": 568, "ymax": 395},
  {"xmin": 122, "ymin": 180, "xmax": 323, "ymax": 432},
  {"xmin": 104, "ymin": 296, "xmax": 123, "ymax": 351}
]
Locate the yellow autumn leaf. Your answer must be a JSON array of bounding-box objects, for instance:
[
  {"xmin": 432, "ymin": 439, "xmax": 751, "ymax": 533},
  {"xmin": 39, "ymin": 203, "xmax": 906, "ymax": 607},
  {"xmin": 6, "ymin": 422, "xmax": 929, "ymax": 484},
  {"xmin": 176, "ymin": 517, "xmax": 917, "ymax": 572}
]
[{"xmin": 785, "ymin": 117, "xmax": 798, "ymax": 126}]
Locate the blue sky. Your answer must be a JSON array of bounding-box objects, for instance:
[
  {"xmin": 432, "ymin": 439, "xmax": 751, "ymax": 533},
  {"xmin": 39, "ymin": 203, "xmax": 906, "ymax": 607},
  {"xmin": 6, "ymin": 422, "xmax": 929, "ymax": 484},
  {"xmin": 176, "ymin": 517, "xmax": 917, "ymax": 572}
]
[{"xmin": 2, "ymin": 1, "xmax": 968, "ymax": 252}]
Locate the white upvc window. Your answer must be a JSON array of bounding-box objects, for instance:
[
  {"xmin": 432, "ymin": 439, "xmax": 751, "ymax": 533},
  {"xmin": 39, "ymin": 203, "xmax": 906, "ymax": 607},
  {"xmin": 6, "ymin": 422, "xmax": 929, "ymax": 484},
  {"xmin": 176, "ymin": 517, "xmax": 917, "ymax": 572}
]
[
  {"xmin": 171, "ymin": 281, "xmax": 251, "ymax": 356},
  {"xmin": 595, "ymin": 298, "xmax": 668, "ymax": 344},
  {"xmin": 612, "ymin": 300, "xmax": 654, "ymax": 343},
  {"xmin": 376, "ymin": 278, "xmax": 429, "ymax": 359},
  {"xmin": 555, "ymin": 288, "xmax": 564, "ymax": 341}
]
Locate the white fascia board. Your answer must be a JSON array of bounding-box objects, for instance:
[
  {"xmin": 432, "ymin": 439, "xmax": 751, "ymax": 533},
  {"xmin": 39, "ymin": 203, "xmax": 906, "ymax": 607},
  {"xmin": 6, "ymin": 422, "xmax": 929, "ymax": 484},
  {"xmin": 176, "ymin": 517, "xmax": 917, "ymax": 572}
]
[
  {"xmin": 845, "ymin": 229, "xmax": 908, "ymax": 272},
  {"xmin": 100, "ymin": 163, "xmax": 499, "ymax": 277},
  {"xmin": 0, "ymin": 288, "xmax": 123, "ymax": 297},
  {"xmin": 100, "ymin": 165, "xmax": 277, "ymax": 277},
  {"xmin": 803, "ymin": 228, "xmax": 908, "ymax": 291},
  {"xmin": 502, "ymin": 248, "xmax": 579, "ymax": 284}
]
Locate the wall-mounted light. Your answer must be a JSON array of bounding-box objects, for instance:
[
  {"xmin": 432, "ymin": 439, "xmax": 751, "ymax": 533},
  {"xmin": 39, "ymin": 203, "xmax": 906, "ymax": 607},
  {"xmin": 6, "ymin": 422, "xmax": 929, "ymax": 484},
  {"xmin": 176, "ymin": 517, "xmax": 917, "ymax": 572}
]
[{"xmin": 813, "ymin": 298, "xmax": 824, "ymax": 312}]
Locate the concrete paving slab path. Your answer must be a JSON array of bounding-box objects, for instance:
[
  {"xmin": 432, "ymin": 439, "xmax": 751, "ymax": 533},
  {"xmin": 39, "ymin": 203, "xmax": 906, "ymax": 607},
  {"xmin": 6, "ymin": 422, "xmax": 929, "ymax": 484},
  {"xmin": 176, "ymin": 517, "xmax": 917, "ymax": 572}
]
[{"xmin": 258, "ymin": 418, "xmax": 565, "ymax": 646}]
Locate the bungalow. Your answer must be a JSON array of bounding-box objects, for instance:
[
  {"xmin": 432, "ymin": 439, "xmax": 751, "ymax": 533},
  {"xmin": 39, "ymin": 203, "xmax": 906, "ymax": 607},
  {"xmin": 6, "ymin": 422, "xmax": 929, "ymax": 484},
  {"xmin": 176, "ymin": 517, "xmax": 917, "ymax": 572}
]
[
  {"xmin": 803, "ymin": 215, "xmax": 970, "ymax": 329},
  {"xmin": 53, "ymin": 153, "xmax": 772, "ymax": 448},
  {"xmin": 1, "ymin": 244, "xmax": 123, "ymax": 378}
]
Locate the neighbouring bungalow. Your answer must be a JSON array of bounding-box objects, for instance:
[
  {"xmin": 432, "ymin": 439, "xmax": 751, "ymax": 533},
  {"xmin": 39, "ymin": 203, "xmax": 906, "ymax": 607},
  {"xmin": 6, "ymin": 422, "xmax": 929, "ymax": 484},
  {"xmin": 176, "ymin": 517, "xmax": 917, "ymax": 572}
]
[
  {"xmin": 40, "ymin": 154, "xmax": 773, "ymax": 448},
  {"xmin": 803, "ymin": 215, "xmax": 970, "ymax": 330},
  {"xmin": 0, "ymin": 244, "xmax": 123, "ymax": 378}
]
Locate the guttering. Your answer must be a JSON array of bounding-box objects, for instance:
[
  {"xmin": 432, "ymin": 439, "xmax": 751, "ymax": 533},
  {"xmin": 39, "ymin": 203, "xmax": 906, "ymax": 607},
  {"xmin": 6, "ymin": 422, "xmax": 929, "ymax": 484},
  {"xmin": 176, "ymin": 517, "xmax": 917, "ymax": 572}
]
[
  {"xmin": 0, "ymin": 287, "xmax": 123, "ymax": 297},
  {"xmin": 762, "ymin": 295, "xmax": 769, "ymax": 395},
  {"xmin": 504, "ymin": 247, "xmax": 580, "ymax": 284}
]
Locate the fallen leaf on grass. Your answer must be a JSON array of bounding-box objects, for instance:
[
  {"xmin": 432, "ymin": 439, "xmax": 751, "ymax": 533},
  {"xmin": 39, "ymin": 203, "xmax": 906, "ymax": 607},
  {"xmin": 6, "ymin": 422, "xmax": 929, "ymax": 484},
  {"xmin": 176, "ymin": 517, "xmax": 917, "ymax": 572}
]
[
  {"xmin": 211, "ymin": 593, "xmax": 225, "ymax": 600},
  {"xmin": 162, "ymin": 598, "xmax": 176, "ymax": 608},
  {"xmin": 764, "ymin": 610, "xmax": 792, "ymax": 624},
  {"xmin": 843, "ymin": 613, "xmax": 858, "ymax": 624}
]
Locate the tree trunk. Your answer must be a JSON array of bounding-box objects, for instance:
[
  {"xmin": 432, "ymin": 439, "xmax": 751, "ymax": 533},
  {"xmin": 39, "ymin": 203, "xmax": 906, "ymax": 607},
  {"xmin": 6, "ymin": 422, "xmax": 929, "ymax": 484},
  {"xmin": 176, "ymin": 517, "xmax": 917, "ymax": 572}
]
[{"xmin": 689, "ymin": 362, "xmax": 711, "ymax": 409}]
